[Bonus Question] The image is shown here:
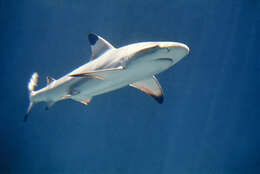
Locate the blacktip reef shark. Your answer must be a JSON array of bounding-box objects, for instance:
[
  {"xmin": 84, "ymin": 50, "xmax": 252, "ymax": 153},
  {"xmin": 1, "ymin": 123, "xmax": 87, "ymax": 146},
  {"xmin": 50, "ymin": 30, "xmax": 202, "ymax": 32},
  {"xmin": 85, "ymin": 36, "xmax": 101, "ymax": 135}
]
[{"xmin": 25, "ymin": 33, "xmax": 189, "ymax": 121}]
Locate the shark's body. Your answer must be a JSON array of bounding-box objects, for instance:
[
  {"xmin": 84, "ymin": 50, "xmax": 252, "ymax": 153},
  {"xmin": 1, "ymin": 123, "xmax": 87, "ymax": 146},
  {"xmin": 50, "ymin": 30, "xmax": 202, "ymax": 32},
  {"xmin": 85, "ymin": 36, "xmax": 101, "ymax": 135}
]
[{"xmin": 25, "ymin": 33, "xmax": 189, "ymax": 121}]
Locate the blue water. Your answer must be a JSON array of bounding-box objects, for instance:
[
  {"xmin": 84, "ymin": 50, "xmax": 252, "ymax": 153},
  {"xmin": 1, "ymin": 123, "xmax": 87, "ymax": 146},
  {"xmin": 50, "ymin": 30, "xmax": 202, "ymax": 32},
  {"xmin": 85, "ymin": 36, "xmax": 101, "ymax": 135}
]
[{"xmin": 1, "ymin": 0, "xmax": 259, "ymax": 173}]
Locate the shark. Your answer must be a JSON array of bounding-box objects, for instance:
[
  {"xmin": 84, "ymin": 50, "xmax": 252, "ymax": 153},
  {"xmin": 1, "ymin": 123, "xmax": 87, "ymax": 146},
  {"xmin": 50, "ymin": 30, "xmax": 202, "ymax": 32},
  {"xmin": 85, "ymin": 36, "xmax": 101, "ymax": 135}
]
[{"xmin": 25, "ymin": 33, "xmax": 189, "ymax": 121}]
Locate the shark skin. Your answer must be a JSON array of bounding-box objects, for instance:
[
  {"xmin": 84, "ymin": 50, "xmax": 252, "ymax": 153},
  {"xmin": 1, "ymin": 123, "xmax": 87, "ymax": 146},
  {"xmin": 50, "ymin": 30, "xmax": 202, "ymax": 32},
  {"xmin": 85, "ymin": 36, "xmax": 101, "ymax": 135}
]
[{"xmin": 25, "ymin": 33, "xmax": 189, "ymax": 121}]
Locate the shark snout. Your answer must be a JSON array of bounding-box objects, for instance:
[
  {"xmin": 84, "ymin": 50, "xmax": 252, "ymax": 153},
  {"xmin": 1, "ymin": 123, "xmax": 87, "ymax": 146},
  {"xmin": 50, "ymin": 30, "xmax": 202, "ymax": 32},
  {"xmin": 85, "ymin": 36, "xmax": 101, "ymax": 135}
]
[
  {"xmin": 159, "ymin": 42, "xmax": 189, "ymax": 54},
  {"xmin": 157, "ymin": 42, "xmax": 190, "ymax": 62}
]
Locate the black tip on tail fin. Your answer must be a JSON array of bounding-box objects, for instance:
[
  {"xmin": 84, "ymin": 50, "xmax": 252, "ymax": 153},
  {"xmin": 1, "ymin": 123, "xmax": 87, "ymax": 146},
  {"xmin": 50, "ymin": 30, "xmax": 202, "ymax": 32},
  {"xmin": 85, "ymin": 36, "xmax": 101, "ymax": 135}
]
[
  {"xmin": 24, "ymin": 102, "xmax": 33, "ymax": 122},
  {"xmin": 24, "ymin": 113, "xmax": 29, "ymax": 122}
]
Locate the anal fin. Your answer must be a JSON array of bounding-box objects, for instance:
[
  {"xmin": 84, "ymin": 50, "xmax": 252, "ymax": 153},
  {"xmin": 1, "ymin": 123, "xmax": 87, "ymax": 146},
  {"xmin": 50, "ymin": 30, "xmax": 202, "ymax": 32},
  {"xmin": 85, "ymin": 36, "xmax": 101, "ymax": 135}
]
[
  {"xmin": 72, "ymin": 96, "xmax": 92, "ymax": 106},
  {"xmin": 81, "ymin": 98, "xmax": 92, "ymax": 106},
  {"xmin": 45, "ymin": 101, "xmax": 56, "ymax": 110}
]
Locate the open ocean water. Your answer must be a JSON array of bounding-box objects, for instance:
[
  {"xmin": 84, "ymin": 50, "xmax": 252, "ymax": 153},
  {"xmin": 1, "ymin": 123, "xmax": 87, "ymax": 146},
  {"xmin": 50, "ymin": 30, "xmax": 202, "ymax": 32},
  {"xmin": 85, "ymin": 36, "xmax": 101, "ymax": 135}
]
[{"xmin": 0, "ymin": 0, "xmax": 259, "ymax": 173}]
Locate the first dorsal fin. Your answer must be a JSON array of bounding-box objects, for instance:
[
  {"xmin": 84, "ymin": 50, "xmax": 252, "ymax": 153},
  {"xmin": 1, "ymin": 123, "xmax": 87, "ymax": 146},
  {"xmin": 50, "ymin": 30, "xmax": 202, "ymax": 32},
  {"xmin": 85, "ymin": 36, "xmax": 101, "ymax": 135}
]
[
  {"xmin": 88, "ymin": 33, "xmax": 115, "ymax": 60},
  {"xmin": 46, "ymin": 76, "xmax": 55, "ymax": 84}
]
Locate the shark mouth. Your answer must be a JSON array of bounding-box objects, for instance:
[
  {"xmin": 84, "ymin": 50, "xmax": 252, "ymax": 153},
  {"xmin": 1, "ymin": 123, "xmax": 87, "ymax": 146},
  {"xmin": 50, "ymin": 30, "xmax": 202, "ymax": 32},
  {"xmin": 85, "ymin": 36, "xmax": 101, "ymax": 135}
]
[{"xmin": 155, "ymin": 58, "xmax": 174, "ymax": 62}]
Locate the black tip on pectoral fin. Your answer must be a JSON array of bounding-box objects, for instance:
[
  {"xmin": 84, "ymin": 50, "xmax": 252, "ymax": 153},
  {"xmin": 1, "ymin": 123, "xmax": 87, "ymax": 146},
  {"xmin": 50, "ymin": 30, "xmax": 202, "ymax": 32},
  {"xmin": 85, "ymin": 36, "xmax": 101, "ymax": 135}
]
[{"xmin": 151, "ymin": 94, "xmax": 164, "ymax": 104}]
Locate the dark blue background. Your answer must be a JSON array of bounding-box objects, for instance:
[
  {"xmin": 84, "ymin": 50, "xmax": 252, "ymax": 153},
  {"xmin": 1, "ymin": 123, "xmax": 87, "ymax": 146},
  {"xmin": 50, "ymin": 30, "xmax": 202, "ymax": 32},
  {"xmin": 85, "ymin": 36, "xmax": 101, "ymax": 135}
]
[{"xmin": 1, "ymin": 0, "xmax": 259, "ymax": 173}]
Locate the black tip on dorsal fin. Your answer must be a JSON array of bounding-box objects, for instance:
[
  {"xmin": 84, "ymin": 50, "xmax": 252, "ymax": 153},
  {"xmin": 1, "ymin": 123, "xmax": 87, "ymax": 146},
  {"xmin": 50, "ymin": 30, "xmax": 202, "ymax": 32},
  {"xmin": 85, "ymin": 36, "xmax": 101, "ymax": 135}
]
[
  {"xmin": 88, "ymin": 33, "xmax": 99, "ymax": 45},
  {"xmin": 87, "ymin": 33, "xmax": 114, "ymax": 60}
]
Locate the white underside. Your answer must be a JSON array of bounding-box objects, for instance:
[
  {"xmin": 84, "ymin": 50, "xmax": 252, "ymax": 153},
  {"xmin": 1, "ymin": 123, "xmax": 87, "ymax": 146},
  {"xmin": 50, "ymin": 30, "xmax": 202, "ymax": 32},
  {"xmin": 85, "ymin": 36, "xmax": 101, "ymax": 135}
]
[{"xmin": 70, "ymin": 57, "xmax": 173, "ymax": 101}]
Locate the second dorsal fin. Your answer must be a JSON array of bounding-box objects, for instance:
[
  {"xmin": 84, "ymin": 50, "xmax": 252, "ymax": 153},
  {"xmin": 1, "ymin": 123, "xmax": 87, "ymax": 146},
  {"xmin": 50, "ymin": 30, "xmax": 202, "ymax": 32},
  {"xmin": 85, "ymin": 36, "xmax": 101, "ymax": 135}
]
[
  {"xmin": 46, "ymin": 76, "xmax": 55, "ymax": 84},
  {"xmin": 88, "ymin": 33, "xmax": 115, "ymax": 60}
]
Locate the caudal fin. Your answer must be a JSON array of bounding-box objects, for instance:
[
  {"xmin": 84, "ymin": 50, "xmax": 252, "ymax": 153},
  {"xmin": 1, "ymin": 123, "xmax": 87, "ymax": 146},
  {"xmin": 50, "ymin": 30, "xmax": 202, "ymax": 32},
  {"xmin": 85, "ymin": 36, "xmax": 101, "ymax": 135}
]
[
  {"xmin": 28, "ymin": 72, "xmax": 39, "ymax": 91},
  {"xmin": 25, "ymin": 72, "xmax": 39, "ymax": 122}
]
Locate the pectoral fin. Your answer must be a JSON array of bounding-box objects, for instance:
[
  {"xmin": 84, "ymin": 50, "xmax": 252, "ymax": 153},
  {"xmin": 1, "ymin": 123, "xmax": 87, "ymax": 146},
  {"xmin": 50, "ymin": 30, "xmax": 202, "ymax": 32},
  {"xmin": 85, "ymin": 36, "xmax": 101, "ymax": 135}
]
[
  {"xmin": 69, "ymin": 66, "xmax": 124, "ymax": 79},
  {"xmin": 69, "ymin": 74, "xmax": 105, "ymax": 80},
  {"xmin": 130, "ymin": 76, "xmax": 163, "ymax": 104}
]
